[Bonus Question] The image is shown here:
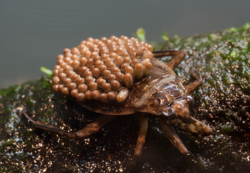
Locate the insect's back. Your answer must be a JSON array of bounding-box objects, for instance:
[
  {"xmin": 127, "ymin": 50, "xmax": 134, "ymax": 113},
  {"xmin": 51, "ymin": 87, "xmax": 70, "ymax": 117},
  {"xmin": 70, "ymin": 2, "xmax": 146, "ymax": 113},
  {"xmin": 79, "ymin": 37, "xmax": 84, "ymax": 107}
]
[{"xmin": 76, "ymin": 58, "xmax": 186, "ymax": 115}]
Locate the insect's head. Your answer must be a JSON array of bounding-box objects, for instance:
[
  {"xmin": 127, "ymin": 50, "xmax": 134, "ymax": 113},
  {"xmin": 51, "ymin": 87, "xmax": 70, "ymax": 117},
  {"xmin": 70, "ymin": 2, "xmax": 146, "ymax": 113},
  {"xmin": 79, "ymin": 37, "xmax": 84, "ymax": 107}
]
[{"xmin": 162, "ymin": 95, "xmax": 194, "ymax": 120}]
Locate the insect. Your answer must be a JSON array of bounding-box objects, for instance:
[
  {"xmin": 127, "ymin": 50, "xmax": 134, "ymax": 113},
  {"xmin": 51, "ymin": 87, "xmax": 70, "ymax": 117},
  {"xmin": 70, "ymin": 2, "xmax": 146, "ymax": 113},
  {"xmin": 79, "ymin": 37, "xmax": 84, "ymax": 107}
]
[{"xmin": 22, "ymin": 35, "xmax": 212, "ymax": 165}]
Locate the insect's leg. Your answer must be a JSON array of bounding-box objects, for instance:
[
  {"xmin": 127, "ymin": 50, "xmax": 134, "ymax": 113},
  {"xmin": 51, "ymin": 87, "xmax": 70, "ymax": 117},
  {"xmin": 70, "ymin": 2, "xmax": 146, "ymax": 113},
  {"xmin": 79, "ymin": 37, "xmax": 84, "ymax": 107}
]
[
  {"xmin": 158, "ymin": 117, "xmax": 189, "ymax": 155},
  {"xmin": 170, "ymin": 117, "xmax": 212, "ymax": 136},
  {"xmin": 75, "ymin": 114, "xmax": 116, "ymax": 138},
  {"xmin": 184, "ymin": 70, "xmax": 203, "ymax": 94},
  {"xmin": 22, "ymin": 110, "xmax": 115, "ymax": 139},
  {"xmin": 130, "ymin": 114, "xmax": 148, "ymax": 166},
  {"xmin": 152, "ymin": 50, "xmax": 186, "ymax": 70}
]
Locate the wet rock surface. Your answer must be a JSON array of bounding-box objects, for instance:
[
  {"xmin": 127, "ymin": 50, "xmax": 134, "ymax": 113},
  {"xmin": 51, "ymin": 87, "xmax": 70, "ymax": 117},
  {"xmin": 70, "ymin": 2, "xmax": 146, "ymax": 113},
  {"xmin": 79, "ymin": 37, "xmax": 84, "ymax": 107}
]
[{"xmin": 1, "ymin": 24, "xmax": 250, "ymax": 172}]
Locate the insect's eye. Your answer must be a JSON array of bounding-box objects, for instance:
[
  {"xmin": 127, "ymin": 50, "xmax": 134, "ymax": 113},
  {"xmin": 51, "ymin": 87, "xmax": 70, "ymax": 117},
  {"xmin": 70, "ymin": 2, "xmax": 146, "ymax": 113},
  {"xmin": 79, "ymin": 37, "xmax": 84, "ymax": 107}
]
[
  {"xmin": 186, "ymin": 95, "xmax": 194, "ymax": 108},
  {"xmin": 163, "ymin": 107, "xmax": 177, "ymax": 120}
]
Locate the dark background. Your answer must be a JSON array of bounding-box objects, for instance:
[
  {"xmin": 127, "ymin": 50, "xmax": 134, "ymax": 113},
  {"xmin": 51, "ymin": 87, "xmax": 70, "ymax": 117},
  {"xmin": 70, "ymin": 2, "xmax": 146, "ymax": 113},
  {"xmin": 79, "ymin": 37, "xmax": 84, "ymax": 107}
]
[{"xmin": 0, "ymin": 0, "xmax": 249, "ymax": 88}]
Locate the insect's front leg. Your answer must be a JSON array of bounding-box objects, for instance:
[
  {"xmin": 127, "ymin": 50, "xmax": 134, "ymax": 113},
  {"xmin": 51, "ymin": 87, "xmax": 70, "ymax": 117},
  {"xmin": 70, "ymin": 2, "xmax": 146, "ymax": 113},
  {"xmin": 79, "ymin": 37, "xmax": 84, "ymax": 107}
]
[
  {"xmin": 184, "ymin": 70, "xmax": 203, "ymax": 94},
  {"xmin": 152, "ymin": 50, "xmax": 186, "ymax": 69},
  {"xmin": 170, "ymin": 117, "xmax": 212, "ymax": 136}
]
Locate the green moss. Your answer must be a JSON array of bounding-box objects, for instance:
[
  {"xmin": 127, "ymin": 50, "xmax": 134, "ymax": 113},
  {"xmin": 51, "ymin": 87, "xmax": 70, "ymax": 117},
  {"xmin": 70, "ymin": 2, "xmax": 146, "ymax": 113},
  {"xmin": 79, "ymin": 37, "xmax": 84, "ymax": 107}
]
[
  {"xmin": 0, "ymin": 85, "xmax": 20, "ymax": 96},
  {"xmin": 162, "ymin": 31, "xmax": 169, "ymax": 41},
  {"xmin": 40, "ymin": 66, "xmax": 53, "ymax": 77},
  {"xmin": 220, "ymin": 122, "xmax": 234, "ymax": 134},
  {"xmin": 136, "ymin": 28, "xmax": 146, "ymax": 42}
]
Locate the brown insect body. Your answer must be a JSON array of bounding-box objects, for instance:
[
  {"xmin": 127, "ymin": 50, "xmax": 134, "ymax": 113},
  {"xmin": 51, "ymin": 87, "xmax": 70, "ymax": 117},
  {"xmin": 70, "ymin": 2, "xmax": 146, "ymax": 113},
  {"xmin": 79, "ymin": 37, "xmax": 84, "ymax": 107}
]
[
  {"xmin": 22, "ymin": 36, "xmax": 213, "ymax": 167},
  {"xmin": 78, "ymin": 58, "xmax": 185, "ymax": 117}
]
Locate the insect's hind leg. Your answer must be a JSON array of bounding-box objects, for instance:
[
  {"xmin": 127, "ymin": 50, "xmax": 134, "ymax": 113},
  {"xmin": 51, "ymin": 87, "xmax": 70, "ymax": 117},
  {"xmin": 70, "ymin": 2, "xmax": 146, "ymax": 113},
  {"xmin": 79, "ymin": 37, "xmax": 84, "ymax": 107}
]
[
  {"xmin": 22, "ymin": 110, "xmax": 116, "ymax": 139},
  {"xmin": 184, "ymin": 70, "xmax": 203, "ymax": 94},
  {"xmin": 130, "ymin": 114, "xmax": 148, "ymax": 167},
  {"xmin": 152, "ymin": 50, "xmax": 186, "ymax": 70}
]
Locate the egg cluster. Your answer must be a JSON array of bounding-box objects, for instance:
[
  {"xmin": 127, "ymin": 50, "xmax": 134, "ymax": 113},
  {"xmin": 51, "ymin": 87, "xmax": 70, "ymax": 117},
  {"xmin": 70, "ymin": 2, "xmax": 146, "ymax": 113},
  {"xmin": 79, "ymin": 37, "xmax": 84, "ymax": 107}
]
[{"xmin": 52, "ymin": 35, "xmax": 153, "ymax": 103}]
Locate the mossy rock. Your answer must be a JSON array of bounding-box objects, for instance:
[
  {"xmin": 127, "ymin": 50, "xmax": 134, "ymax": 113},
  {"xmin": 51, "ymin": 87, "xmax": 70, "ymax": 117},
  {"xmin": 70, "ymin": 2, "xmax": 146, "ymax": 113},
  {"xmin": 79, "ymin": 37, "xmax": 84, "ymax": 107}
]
[{"xmin": 1, "ymin": 24, "xmax": 250, "ymax": 172}]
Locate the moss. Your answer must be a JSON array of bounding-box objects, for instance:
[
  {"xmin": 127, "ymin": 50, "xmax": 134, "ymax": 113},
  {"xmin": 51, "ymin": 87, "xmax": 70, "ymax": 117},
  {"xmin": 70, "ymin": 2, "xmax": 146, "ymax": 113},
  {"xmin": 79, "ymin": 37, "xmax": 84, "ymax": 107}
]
[
  {"xmin": 220, "ymin": 122, "xmax": 235, "ymax": 134},
  {"xmin": 135, "ymin": 28, "xmax": 146, "ymax": 42},
  {"xmin": 0, "ymin": 85, "xmax": 20, "ymax": 96},
  {"xmin": 40, "ymin": 67, "xmax": 53, "ymax": 77},
  {"xmin": 161, "ymin": 23, "xmax": 250, "ymax": 118}
]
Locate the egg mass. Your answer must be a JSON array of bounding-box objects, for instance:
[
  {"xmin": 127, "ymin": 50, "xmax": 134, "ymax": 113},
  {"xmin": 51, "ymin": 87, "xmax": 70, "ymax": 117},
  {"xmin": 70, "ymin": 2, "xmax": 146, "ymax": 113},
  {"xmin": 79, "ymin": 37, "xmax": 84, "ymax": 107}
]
[{"xmin": 52, "ymin": 36, "xmax": 153, "ymax": 103}]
